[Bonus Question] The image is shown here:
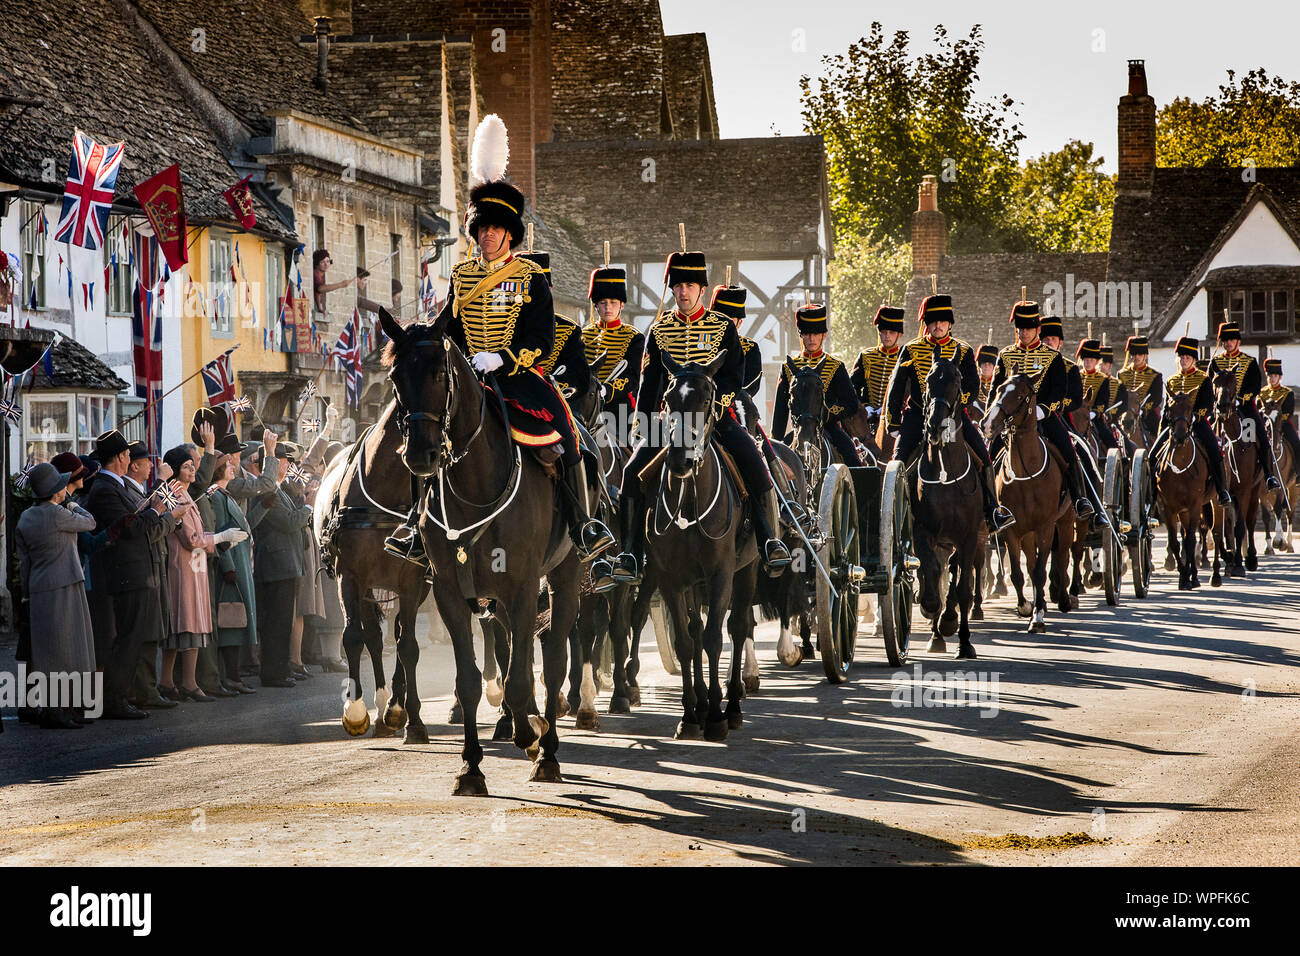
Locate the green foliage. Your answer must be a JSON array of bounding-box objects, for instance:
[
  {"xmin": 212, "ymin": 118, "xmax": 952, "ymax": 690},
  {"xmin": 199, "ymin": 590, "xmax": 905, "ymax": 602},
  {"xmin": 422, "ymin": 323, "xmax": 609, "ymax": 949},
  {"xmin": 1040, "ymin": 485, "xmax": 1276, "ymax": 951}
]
[
  {"xmin": 1010, "ymin": 140, "xmax": 1115, "ymax": 252},
  {"xmin": 829, "ymin": 236, "xmax": 912, "ymax": 357},
  {"xmin": 1157, "ymin": 69, "xmax": 1300, "ymax": 168},
  {"xmin": 800, "ymin": 23, "xmax": 1028, "ymax": 253}
]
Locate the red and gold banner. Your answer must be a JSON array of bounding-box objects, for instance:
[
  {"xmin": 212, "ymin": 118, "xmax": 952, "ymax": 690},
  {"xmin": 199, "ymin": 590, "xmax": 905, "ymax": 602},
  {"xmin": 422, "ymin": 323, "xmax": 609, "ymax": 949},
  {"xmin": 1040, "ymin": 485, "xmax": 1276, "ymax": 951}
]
[
  {"xmin": 223, "ymin": 175, "xmax": 256, "ymax": 230},
  {"xmin": 132, "ymin": 163, "xmax": 188, "ymax": 271}
]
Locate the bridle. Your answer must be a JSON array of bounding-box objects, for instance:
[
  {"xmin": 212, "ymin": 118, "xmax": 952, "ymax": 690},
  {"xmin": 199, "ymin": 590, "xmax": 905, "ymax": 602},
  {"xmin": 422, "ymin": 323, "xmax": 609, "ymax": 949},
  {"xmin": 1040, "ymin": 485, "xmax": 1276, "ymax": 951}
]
[
  {"xmin": 920, "ymin": 368, "xmax": 972, "ymax": 485},
  {"xmin": 389, "ymin": 336, "xmax": 488, "ymax": 471},
  {"xmin": 653, "ymin": 368, "xmax": 732, "ymax": 540}
]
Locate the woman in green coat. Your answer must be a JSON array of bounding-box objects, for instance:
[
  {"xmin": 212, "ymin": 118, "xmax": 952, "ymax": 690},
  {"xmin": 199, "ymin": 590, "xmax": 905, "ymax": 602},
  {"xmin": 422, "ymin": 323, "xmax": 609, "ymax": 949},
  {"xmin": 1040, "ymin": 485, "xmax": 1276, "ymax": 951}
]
[{"xmin": 209, "ymin": 456, "xmax": 258, "ymax": 694}]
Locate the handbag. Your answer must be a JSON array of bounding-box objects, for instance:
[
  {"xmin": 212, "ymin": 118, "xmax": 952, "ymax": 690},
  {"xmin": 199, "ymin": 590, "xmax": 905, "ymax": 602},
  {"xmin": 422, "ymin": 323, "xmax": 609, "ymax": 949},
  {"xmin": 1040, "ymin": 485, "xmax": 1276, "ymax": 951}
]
[{"xmin": 217, "ymin": 580, "xmax": 248, "ymax": 629}]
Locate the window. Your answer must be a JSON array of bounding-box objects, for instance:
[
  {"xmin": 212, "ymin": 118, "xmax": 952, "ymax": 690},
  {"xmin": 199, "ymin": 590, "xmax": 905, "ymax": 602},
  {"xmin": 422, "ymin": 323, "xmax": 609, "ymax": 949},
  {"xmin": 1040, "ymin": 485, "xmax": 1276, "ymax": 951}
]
[
  {"xmin": 265, "ymin": 244, "xmax": 285, "ymax": 345},
  {"xmin": 1209, "ymin": 288, "xmax": 1293, "ymax": 339},
  {"xmin": 390, "ymin": 233, "xmax": 402, "ymax": 294},
  {"xmin": 106, "ymin": 217, "xmax": 136, "ymax": 315},
  {"xmin": 21, "ymin": 201, "xmax": 46, "ymax": 310},
  {"xmin": 209, "ymin": 233, "xmax": 233, "ymax": 336},
  {"xmin": 119, "ymin": 398, "xmax": 145, "ymax": 443},
  {"xmin": 313, "ymin": 215, "xmax": 326, "ymax": 256},
  {"xmin": 22, "ymin": 393, "xmax": 117, "ymax": 463},
  {"xmin": 355, "ymin": 224, "xmax": 367, "ymax": 277}
]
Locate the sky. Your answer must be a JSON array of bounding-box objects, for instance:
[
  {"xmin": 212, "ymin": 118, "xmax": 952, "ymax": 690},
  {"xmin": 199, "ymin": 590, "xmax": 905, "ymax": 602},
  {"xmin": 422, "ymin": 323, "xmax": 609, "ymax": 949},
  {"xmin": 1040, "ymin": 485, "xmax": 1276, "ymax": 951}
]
[{"xmin": 659, "ymin": 0, "xmax": 1300, "ymax": 172}]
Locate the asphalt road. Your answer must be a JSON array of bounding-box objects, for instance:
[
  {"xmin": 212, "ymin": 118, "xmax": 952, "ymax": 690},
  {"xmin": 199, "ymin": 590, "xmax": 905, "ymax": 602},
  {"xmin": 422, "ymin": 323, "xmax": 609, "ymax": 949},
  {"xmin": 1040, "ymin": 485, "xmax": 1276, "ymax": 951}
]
[{"xmin": 2, "ymin": 546, "xmax": 1298, "ymax": 866}]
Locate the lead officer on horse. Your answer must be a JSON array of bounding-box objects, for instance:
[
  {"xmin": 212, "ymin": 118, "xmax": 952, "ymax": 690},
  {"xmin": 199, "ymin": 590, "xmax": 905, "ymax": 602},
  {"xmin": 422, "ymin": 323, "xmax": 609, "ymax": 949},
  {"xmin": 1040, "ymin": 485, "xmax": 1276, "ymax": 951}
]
[
  {"xmin": 384, "ymin": 156, "xmax": 614, "ymax": 566},
  {"xmin": 610, "ymin": 249, "xmax": 791, "ymax": 584}
]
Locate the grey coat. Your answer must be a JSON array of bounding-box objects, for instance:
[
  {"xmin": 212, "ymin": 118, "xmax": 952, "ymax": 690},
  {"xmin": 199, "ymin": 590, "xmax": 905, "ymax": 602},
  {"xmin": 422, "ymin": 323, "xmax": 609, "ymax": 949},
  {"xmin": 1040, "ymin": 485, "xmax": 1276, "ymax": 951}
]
[
  {"xmin": 249, "ymin": 484, "xmax": 313, "ymax": 583},
  {"xmin": 210, "ymin": 486, "xmax": 258, "ymax": 647},
  {"xmin": 17, "ymin": 500, "xmax": 97, "ymax": 594}
]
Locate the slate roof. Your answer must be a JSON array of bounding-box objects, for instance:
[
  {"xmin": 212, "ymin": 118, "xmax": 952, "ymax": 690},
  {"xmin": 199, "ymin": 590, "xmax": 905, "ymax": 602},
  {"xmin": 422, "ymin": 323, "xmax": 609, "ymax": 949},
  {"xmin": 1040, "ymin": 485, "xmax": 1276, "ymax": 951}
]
[
  {"xmin": 28, "ymin": 334, "xmax": 129, "ymax": 392},
  {"xmin": 663, "ymin": 34, "xmax": 719, "ymax": 140},
  {"xmin": 0, "ymin": 0, "xmax": 289, "ymax": 236},
  {"xmin": 535, "ymin": 136, "xmax": 832, "ymax": 259}
]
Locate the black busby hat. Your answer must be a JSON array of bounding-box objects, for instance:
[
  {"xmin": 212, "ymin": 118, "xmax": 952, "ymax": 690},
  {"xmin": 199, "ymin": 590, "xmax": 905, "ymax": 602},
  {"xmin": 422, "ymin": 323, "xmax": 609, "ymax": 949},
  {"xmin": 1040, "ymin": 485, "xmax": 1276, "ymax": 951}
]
[
  {"xmin": 94, "ymin": 428, "xmax": 130, "ymax": 462},
  {"xmin": 1076, "ymin": 338, "xmax": 1102, "ymax": 360},
  {"xmin": 465, "ymin": 115, "xmax": 526, "ymax": 248},
  {"xmin": 519, "ymin": 251, "xmax": 551, "ymax": 287},
  {"xmin": 1126, "ymin": 335, "xmax": 1149, "ymax": 356},
  {"xmin": 710, "ymin": 285, "xmax": 747, "ymax": 321},
  {"xmin": 795, "ymin": 303, "xmax": 828, "ymax": 334},
  {"xmin": 1010, "ymin": 301, "xmax": 1042, "ymax": 329},
  {"xmin": 918, "ymin": 294, "xmax": 954, "ymax": 325},
  {"xmin": 1217, "ymin": 322, "xmax": 1242, "ymax": 342},
  {"xmin": 191, "ymin": 406, "xmax": 230, "ymax": 446},
  {"xmin": 976, "ymin": 344, "xmax": 1000, "ymax": 365},
  {"xmin": 1039, "ymin": 316, "xmax": 1064, "ymax": 340},
  {"xmin": 1175, "ymin": 336, "xmax": 1199, "ymax": 358},
  {"xmin": 664, "ymin": 251, "xmax": 708, "ymax": 288},
  {"xmin": 874, "ymin": 305, "xmax": 905, "ymax": 333},
  {"xmin": 589, "ymin": 267, "xmax": 627, "ymax": 303},
  {"xmin": 1099, "ymin": 345, "xmax": 1115, "ymax": 363},
  {"xmin": 1265, "ymin": 357, "xmax": 1282, "ymax": 375}
]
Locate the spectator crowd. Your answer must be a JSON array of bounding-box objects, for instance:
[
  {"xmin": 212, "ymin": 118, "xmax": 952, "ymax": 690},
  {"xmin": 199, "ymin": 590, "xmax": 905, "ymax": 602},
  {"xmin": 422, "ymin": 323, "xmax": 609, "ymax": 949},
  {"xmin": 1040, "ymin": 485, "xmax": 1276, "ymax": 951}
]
[{"xmin": 9, "ymin": 403, "xmax": 348, "ymax": 729}]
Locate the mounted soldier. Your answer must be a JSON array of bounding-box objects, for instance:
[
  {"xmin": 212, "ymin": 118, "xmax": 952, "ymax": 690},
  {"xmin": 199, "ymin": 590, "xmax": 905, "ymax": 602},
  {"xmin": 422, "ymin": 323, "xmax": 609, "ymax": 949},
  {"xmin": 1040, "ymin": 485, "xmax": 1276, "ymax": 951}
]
[
  {"xmin": 610, "ymin": 249, "xmax": 791, "ymax": 584},
  {"xmin": 1149, "ymin": 334, "xmax": 1232, "ymax": 505},
  {"xmin": 1209, "ymin": 323, "xmax": 1283, "ymax": 491},
  {"xmin": 989, "ymin": 301, "xmax": 1096, "ymax": 520},
  {"xmin": 771, "ymin": 303, "xmax": 864, "ymax": 465},
  {"xmin": 974, "ymin": 344, "xmax": 1000, "ymax": 414},
  {"xmin": 710, "ymin": 284, "xmax": 763, "ymax": 399},
  {"xmin": 851, "ymin": 304, "xmax": 905, "ymax": 437},
  {"xmin": 582, "ymin": 263, "xmax": 644, "ymax": 428},
  {"xmin": 1040, "ymin": 318, "xmax": 1106, "ymax": 502},
  {"xmin": 1118, "ymin": 336, "xmax": 1163, "ymax": 443},
  {"xmin": 1077, "ymin": 337, "xmax": 1127, "ymax": 447},
  {"xmin": 886, "ymin": 294, "xmax": 1013, "ymax": 531},
  {"xmin": 383, "ymin": 147, "xmax": 614, "ymax": 568},
  {"xmin": 1261, "ymin": 356, "xmax": 1300, "ymax": 463},
  {"xmin": 1099, "ymin": 343, "xmax": 1116, "ymax": 378},
  {"xmin": 523, "ymin": 250, "xmax": 592, "ymax": 405}
]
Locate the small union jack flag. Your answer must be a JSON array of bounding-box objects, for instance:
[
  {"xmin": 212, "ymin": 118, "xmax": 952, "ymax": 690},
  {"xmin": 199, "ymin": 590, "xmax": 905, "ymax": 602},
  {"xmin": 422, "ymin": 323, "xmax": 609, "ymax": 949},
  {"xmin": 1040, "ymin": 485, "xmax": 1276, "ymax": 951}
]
[
  {"xmin": 14, "ymin": 466, "xmax": 33, "ymax": 491},
  {"xmin": 301, "ymin": 417, "xmax": 321, "ymax": 432},
  {"xmin": 154, "ymin": 479, "xmax": 183, "ymax": 511},
  {"xmin": 287, "ymin": 462, "xmax": 309, "ymax": 485},
  {"xmin": 54, "ymin": 130, "xmax": 126, "ymax": 251},
  {"xmin": 299, "ymin": 380, "xmax": 317, "ymax": 403},
  {"xmin": 0, "ymin": 399, "xmax": 21, "ymax": 427},
  {"xmin": 230, "ymin": 395, "xmax": 253, "ymax": 414},
  {"xmin": 201, "ymin": 347, "xmax": 237, "ymax": 407}
]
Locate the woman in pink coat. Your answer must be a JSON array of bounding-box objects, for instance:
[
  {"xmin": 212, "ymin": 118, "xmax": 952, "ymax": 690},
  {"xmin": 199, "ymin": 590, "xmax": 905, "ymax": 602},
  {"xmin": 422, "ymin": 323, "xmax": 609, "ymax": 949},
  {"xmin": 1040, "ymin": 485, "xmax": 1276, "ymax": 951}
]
[{"xmin": 159, "ymin": 445, "xmax": 248, "ymax": 702}]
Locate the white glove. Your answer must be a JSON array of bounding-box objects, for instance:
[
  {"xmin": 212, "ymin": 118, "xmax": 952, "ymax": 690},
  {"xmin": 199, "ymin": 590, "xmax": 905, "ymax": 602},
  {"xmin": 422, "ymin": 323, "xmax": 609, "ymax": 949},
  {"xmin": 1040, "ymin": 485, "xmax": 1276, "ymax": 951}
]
[
  {"xmin": 865, "ymin": 406, "xmax": 878, "ymax": 416},
  {"xmin": 472, "ymin": 351, "xmax": 504, "ymax": 374},
  {"xmin": 214, "ymin": 528, "xmax": 250, "ymax": 545},
  {"xmin": 888, "ymin": 429, "xmax": 900, "ymax": 439},
  {"xmin": 1036, "ymin": 407, "xmax": 1045, "ymax": 420}
]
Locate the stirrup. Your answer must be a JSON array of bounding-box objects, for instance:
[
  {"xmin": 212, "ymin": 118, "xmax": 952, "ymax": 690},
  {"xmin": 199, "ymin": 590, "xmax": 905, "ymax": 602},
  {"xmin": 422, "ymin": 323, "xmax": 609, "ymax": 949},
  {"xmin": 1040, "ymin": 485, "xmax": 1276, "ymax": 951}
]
[
  {"xmin": 589, "ymin": 558, "xmax": 618, "ymax": 594},
  {"xmin": 989, "ymin": 506, "xmax": 1016, "ymax": 532},
  {"xmin": 611, "ymin": 552, "xmax": 641, "ymax": 585},
  {"xmin": 1074, "ymin": 497, "xmax": 1096, "ymax": 519},
  {"xmin": 1217, "ymin": 489, "xmax": 1232, "ymax": 505},
  {"xmin": 762, "ymin": 538, "xmax": 791, "ymax": 573},
  {"xmin": 1266, "ymin": 475, "xmax": 1282, "ymax": 491},
  {"xmin": 576, "ymin": 520, "xmax": 616, "ymax": 561},
  {"xmin": 383, "ymin": 527, "xmax": 427, "ymax": 567}
]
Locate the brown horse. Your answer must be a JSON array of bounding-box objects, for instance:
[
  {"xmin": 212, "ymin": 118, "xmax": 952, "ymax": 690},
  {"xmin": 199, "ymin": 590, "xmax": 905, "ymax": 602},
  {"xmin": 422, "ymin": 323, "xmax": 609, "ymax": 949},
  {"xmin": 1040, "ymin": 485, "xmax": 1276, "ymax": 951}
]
[
  {"xmin": 1154, "ymin": 393, "xmax": 1219, "ymax": 589},
  {"xmin": 983, "ymin": 375, "xmax": 1075, "ymax": 633},
  {"xmin": 1067, "ymin": 389, "xmax": 1104, "ymax": 597},
  {"xmin": 1213, "ymin": 371, "xmax": 1262, "ymax": 576},
  {"xmin": 1259, "ymin": 399, "xmax": 1298, "ymax": 554}
]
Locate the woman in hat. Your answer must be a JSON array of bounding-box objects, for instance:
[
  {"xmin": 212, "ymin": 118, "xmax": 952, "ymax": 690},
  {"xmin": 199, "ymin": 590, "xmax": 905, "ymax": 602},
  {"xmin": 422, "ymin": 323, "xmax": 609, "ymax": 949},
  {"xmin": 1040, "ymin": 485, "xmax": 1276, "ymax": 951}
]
[
  {"xmin": 15, "ymin": 462, "xmax": 98, "ymax": 729},
  {"xmin": 208, "ymin": 453, "xmax": 259, "ymax": 693},
  {"xmin": 158, "ymin": 445, "xmax": 249, "ymax": 702}
]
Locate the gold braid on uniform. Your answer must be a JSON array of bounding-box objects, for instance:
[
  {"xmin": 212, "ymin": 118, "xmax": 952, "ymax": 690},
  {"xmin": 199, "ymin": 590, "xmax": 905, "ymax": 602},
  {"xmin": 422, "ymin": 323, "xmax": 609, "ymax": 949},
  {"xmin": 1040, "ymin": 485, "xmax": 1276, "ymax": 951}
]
[
  {"xmin": 905, "ymin": 338, "xmax": 972, "ymax": 404},
  {"xmin": 451, "ymin": 256, "xmax": 536, "ymax": 361},
  {"xmin": 652, "ymin": 310, "xmax": 735, "ymax": 407},
  {"xmin": 999, "ymin": 342, "xmax": 1062, "ymax": 412}
]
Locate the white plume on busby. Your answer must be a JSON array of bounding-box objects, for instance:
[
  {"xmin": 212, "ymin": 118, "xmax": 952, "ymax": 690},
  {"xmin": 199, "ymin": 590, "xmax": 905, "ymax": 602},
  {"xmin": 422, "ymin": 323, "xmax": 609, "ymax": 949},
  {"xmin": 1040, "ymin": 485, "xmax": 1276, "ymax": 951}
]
[{"xmin": 466, "ymin": 114, "xmax": 526, "ymax": 247}]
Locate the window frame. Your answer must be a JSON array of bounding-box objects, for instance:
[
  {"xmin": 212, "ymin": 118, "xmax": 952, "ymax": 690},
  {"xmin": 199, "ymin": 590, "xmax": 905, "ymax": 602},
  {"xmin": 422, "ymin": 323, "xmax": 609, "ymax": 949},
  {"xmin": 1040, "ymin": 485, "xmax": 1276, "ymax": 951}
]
[
  {"xmin": 209, "ymin": 232, "xmax": 234, "ymax": 338},
  {"xmin": 22, "ymin": 392, "xmax": 119, "ymax": 463},
  {"xmin": 1209, "ymin": 287, "xmax": 1294, "ymax": 341}
]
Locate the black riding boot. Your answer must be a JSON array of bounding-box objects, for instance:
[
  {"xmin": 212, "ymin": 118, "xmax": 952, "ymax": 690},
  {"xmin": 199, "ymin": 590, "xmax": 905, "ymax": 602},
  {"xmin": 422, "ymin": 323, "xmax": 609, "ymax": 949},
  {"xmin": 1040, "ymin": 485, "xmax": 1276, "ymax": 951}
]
[
  {"xmin": 1211, "ymin": 452, "xmax": 1233, "ymax": 505},
  {"xmin": 612, "ymin": 495, "xmax": 645, "ymax": 584},
  {"xmin": 383, "ymin": 503, "xmax": 428, "ymax": 567},
  {"xmin": 753, "ymin": 489, "xmax": 791, "ymax": 575},
  {"xmin": 1067, "ymin": 462, "xmax": 1096, "ymax": 519},
  {"xmin": 559, "ymin": 457, "xmax": 616, "ymax": 562},
  {"xmin": 979, "ymin": 464, "xmax": 1015, "ymax": 531}
]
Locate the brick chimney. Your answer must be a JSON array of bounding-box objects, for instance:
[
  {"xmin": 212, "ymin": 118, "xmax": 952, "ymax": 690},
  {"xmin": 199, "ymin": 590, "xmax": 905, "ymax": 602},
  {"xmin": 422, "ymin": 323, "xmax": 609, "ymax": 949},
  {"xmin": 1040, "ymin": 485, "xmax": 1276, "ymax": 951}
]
[
  {"xmin": 911, "ymin": 175, "xmax": 946, "ymax": 276},
  {"xmin": 1118, "ymin": 59, "xmax": 1156, "ymax": 195}
]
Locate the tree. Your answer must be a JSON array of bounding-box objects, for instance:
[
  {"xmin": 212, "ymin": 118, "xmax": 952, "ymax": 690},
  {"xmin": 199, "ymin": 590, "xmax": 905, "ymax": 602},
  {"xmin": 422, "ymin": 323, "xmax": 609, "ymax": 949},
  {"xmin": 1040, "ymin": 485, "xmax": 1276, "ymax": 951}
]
[
  {"xmin": 829, "ymin": 236, "xmax": 912, "ymax": 357},
  {"xmin": 800, "ymin": 23, "xmax": 1028, "ymax": 253},
  {"xmin": 1010, "ymin": 140, "xmax": 1115, "ymax": 253},
  {"xmin": 1157, "ymin": 68, "xmax": 1300, "ymax": 168}
]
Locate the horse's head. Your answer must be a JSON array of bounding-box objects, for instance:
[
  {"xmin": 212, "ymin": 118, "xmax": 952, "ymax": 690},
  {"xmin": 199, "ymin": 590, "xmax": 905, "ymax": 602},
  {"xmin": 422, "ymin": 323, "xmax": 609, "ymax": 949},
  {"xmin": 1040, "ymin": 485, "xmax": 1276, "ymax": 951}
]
[
  {"xmin": 1213, "ymin": 369, "xmax": 1239, "ymax": 418},
  {"xmin": 786, "ymin": 359, "xmax": 826, "ymax": 469},
  {"xmin": 1166, "ymin": 392, "xmax": 1195, "ymax": 444},
  {"xmin": 569, "ymin": 366, "xmax": 603, "ymax": 431},
  {"xmin": 923, "ymin": 358, "xmax": 962, "ymax": 446},
  {"xmin": 661, "ymin": 349, "xmax": 726, "ymax": 479},
  {"xmin": 983, "ymin": 374, "xmax": 1035, "ymax": 442},
  {"xmin": 380, "ymin": 307, "xmax": 458, "ymax": 477},
  {"xmin": 1072, "ymin": 386, "xmax": 1096, "ymax": 434}
]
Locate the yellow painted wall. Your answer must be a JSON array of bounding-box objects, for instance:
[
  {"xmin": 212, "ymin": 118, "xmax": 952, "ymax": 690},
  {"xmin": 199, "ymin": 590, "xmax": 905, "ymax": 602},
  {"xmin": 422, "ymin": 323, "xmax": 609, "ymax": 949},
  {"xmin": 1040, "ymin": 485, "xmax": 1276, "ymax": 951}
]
[{"xmin": 181, "ymin": 228, "xmax": 290, "ymax": 419}]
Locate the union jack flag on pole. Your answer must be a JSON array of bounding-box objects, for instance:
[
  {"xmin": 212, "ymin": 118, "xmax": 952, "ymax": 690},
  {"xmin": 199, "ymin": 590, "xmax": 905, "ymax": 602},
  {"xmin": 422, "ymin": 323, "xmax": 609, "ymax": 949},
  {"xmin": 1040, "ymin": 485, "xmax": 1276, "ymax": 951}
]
[
  {"xmin": 0, "ymin": 399, "xmax": 21, "ymax": 428},
  {"xmin": 201, "ymin": 347, "xmax": 238, "ymax": 408},
  {"xmin": 154, "ymin": 479, "xmax": 183, "ymax": 511},
  {"xmin": 54, "ymin": 130, "xmax": 126, "ymax": 251},
  {"xmin": 287, "ymin": 462, "xmax": 309, "ymax": 486},
  {"xmin": 301, "ymin": 417, "xmax": 321, "ymax": 432},
  {"xmin": 230, "ymin": 395, "xmax": 253, "ymax": 414},
  {"xmin": 333, "ymin": 309, "xmax": 363, "ymax": 408}
]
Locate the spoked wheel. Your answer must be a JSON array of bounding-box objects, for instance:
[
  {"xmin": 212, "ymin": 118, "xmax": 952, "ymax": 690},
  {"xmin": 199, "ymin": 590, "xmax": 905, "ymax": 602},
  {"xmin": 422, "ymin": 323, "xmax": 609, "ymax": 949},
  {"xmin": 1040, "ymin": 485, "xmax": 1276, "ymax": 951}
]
[
  {"xmin": 1101, "ymin": 448, "xmax": 1122, "ymax": 606},
  {"xmin": 879, "ymin": 460, "xmax": 915, "ymax": 667},
  {"xmin": 649, "ymin": 596, "xmax": 681, "ymax": 675},
  {"xmin": 816, "ymin": 464, "xmax": 863, "ymax": 683},
  {"xmin": 1129, "ymin": 449, "xmax": 1154, "ymax": 598}
]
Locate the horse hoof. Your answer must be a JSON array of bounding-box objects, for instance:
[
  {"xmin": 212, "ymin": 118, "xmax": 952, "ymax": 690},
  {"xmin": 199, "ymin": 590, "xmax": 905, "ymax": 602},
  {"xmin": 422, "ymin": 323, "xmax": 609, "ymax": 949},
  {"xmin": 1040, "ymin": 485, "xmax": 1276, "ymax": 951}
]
[
  {"xmin": 1164, "ymin": 554, "xmax": 1178, "ymax": 571},
  {"xmin": 742, "ymin": 675, "xmax": 760, "ymax": 695},
  {"xmin": 492, "ymin": 714, "xmax": 513, "ymax": 741},
  {"xmin": 938, "ymin": 611, "xmax": 958, "ymax": 638},
  {"xmin": 727, "ymin": 711, "xmax": 743, "ymax": 730},
  {"xmin": 954, "ymin": 640, "xmax": 977, "ymax": 660},
  {"xmin": 608, "ymin": 696, "xmax": 631, "ymax": 715},
  {"xmin": 704, "ymin": 719, "xmax": 729, "ymax": 743},
  {"xmin": 528, "ymin": 714, "xmax": 550, "ymax": 740},
  {"xmin": 800, "ymin": 642, "xmax": 816, "ymax": 660},
  {"xmin": 1030, "ymin": 621, "xmax": 1047, "ymax": 634},
  {"xmin": 1246, "ymin": 554, "xmax": 1258, "ymax": 572},
  {"xmin": 558, "ymin": 696, "xmax": 573, "ymax": 719},
  {"xmin": 675, "ymin": 721, "xmax": 703, "ymax": 740},
  {"xmin": 372, "ymin": 719, "xmax": 395, "ymax": 738},
  {"xmin": 926, "ymin": 637, "xmax": 947, "ymax": 654},
  {"xmin": 1211, "ymin": 576, "xmax": 1222, "ymax": 587},
  {"xmin": 1016, "ymin": 603, "xmax": 1032, "ymax": 618},
  {"xmin": 383, "ymin": 703, "xmax": 408, "ymax": 731},
  {"xmin": 628, "ymin": 685, "xmax": 642, "ymax": 707},
  {"xmin": 403, "ymin": 722, "xmax": 430, "ymax": 745},
  {"xmin": 992, "ymin": 584, "xmax": 1008, "ymax": 597},
  {"xmin": 971, "ymin": 606, "xmax": 984, "ymax": 621},
  {"xmin": 778, "ymin": 647, "xmax": 803, "ymax": 668},
  {"xmin": 452, "ymin": 770, "xmax": 489, "ymax": 797},
  {"xmin": 484, "ymin": 678, "xmax": 504, "ymax": 708},
  {"xmin": 447, "ymin": 702, "xmax": 464, "ymax": 725},
  {"xmin": 529, "ymin": 758, "xmax": 563, "ymax": 783},
  {"xmin": 342, "ymin": 700, "xmax": 371, "ymax": 737},
  {"xmin": 1069, "ymin": 595, "xmax": 1080, "ymax": 610},
  {"xmin": 575, "ymin": 708, "xmax": 600, "ymax": 731}
]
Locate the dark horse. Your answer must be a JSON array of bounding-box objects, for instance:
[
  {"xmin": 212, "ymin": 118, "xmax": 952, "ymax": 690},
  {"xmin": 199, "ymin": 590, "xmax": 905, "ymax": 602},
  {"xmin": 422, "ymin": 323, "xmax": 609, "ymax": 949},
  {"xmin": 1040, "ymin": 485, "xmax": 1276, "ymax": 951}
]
[
  {"xmin": 380, "ymin": 309, "xmax": 585, "ymax": 795},
  {"xmin": 1154, "ymin": 391, "xmax": 1218, "ymax": 589},
  {"xmin": 1213, "ymin": 370, "xmax": 1262, "ymax": 577},
  {"xmin": 315, "ymin": 399, "xmax": 430, "ymax": 741},
  {"xmin": 911, "ymin": 359, "xmax": 982, "ymax": 659},
  {"xmin": 629, "ymin": 350, "xmax": 759, "ymax": 740}
]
